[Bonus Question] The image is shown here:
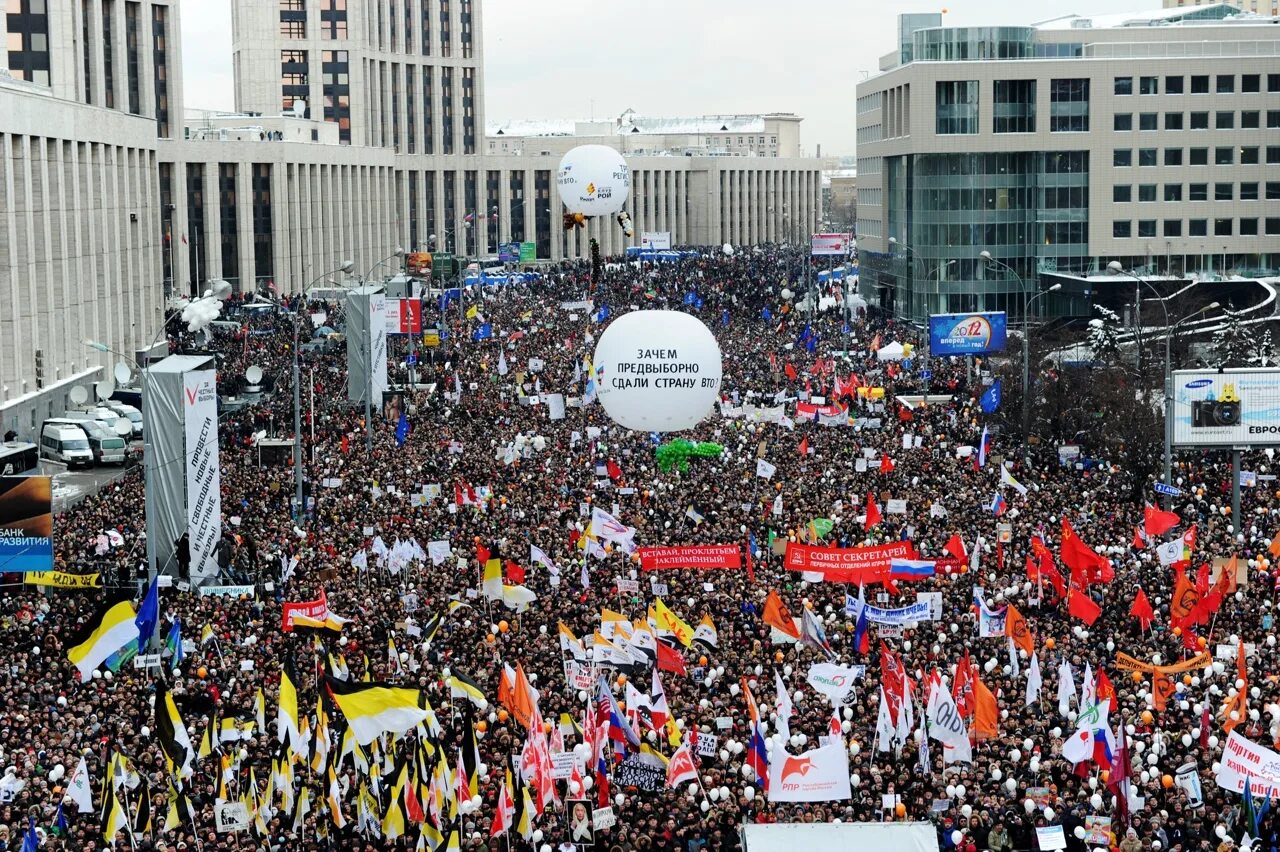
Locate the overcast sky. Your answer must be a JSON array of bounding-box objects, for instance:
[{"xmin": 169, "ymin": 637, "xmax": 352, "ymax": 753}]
[{"xmin": 181, "ymin": 0, "xmax": 1156, "ymax": 157}]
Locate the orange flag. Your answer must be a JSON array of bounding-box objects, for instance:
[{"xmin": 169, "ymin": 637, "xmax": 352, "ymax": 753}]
[
  {"xmin": 1152, "ymin": 671, "xmax": 1174, "ymax": 713},
  {"xmin": 973, "ymin": 676, "xmax": 999, "ymax": 741},
  {"xmin": 1212, "ymin": 555, "xmax": 1239, "ymax": 597},
  {"xmin": 1004, "ymin": 604, "xmax": 1034, "ymax": 655},
  {"xmin": 763, "ymin": 589, "xmax": 800, "ymax": 639},
  {"xmin": 1170, "ymin": 569, "xmax": 1200, "ymax": 625},
  {"xmin": 1221, "ymin": 641, "xmax": 1248, "ymax": 735},
  {"xmin": 1271, "ymin": 531, "xmax": 1280, "ymax": 558},
  {"xmin": 510, "ymin": 663, "xmax": 536, "ymax": 730}
]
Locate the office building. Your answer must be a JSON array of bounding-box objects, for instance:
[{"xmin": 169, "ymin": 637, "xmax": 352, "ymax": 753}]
[
  {"xmin": 855, "ymin": 5, "xmax": 1280, "ymax": 322},
  {"xmin": 1, "ymin": 0, "xmax": 822, "ymax": 434},
  {"xmin": 1163, "ymin": 0, "xmax": 1278, "ymax": 15}
]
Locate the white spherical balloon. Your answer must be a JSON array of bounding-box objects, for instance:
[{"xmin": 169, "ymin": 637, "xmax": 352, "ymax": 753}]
[
  {"xmin": 593, "ymin": 310, "xmax": 722, "ymax": 432},
  {"xmin": 557, "ymin": 145, "xmax": 630, "ymax": 216}
]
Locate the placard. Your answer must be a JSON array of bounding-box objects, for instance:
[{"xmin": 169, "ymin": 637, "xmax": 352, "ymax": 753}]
[
  {"xmin": 551, "ymin": 752, "xmax": 577, "ymax": 780},
  {"xmin": 614, "ymin": 755, "xmax": 664, "ymax": 791},
  {"xmin": 886, "ymin": 499, "xmax": 907, "ymax": 514},
  {"xmin": 592, "ymin": 806, "xmax": 617, "ymax": 831},
  {"xmin": 214, "ymin": 799, "xmax": 250, "ymax": 833},
  {"xmin": 134, "ymin": 653, "xmax": 162, "ymax": 669},
  {"xmin": 198, "ymin": 584, "xmax": 255, "ymax": 598},
  {"xmin": 715, "ymin": 717, "xmax": 734, "ymax": 730},
  {"xmin": 1035, "ymin": 826, "xmax": 1067, "ymax": 851},
  {"xmin": 566, "ymin": 660, "xmax": 595, "ymax": 691},
  {"xmin": 616, "ymin": 578, "xmax": 640, "ymax": 593},
  {"xmin": 695, "ymin": 733, "xmax": 719, "ymax": 758},
  {"xmin": 650, "ymin": 581, "xmax": 669, "ymax": 596}
]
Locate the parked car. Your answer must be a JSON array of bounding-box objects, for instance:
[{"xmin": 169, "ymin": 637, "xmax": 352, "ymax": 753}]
[
  {"xmin": 46, "ymin": 418, "xmax": 125, "ymax": 465},
  {"xmin": 39, "ymin": 422, "xmax": 94, "ymax": 468}
]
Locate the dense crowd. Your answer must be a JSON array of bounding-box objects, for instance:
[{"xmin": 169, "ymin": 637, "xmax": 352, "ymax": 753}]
[{"xmin": 2, "ymin": 244, "xmax": 1278, "ymax": 852}]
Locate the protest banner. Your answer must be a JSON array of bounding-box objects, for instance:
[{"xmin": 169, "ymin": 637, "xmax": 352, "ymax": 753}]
[
  {"xmin": 614, "ymin": 755, "xmax": 664, "ymax": 791},
  {"xmin": 200, "ymin": 584, "xmax": 256, "ymax": 598},
  {"xmin": 784, "ymin": 541, "xmax": 919, "ymax": 583},
  {"xmin": 639, "ymin": 545, "xmax": 741, "ymax": 572},
  {"xmin": 843, "ymin": 595, "xmax": 932, "ymax": 626},
  {"xmin": 24, "ymin": 571, "xmax": 101, "ymax": 589},
  {"xmin": 282, "ymin": 589, "xmax": 335, "ymax": 631},
  {"xmin": 1216, "ymin": 731, "xmax": 1280, "ymax": 796},
  {"xmin": 767, "ymin": 743, "xmax": 852, "ymax": 802}
]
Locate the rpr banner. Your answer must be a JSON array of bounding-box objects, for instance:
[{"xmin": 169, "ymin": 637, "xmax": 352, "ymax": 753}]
[
  {"xmin": 784, "ymin": 541, "xmax": 919, "ymax": 582},
  {"xmin": 639, "ymin": 545, "xmax": 741, "ymax": 572}
]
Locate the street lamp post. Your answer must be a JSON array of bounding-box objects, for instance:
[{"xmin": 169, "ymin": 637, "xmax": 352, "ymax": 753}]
[
  {"xmin": 980, "ymin": 251, "xmax": 1061, "ymax": 442},
  {"xmin": 1107, "ymin": 261, "xmax": 1218, "ymax": 505}
]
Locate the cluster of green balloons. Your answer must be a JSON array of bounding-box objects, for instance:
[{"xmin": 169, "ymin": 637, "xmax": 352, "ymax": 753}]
[{"xmin": 655, "ymin": 440, "xmax": 725, "ymax": 473}]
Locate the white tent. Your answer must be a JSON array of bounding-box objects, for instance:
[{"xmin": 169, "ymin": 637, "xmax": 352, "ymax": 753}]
[{"xmin": 876, "ymin": 341, "xmax": 912, "ymax": 361}]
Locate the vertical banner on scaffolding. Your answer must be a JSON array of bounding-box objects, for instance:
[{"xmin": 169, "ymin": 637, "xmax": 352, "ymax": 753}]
[{"xmin": 346, "ymin": 286, "xmax": 387, "ymax": 404}]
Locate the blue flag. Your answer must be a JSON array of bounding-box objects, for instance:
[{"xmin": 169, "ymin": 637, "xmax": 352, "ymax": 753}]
[
  {"xmin": 395, "ymin": 412, "xmax": 410, "ymax": 447},
  {"xmin": 796, "ymin": 324, "xmax": 813, "ymax": 347},
  {"xmin": 721, "ymin": 308, "xmax": 730, "ymax": 327},
  {"xmin": 166, "ymin": 618, "xmax": 183, "ymax": 665},
  {"xmin": 980, "ymin": 379, "xmax": 1002, "ymax": 414},
  {"xmin": 472, "ymin": 322, "xmax": 493, "ymax": 341},
  {"xmin": 593, "ymin": 304, "xmax": 610, "ymax": 324},
  {"xmin": 805, "ymin": 334, "xmax": 818, "ymax": 354},
  {"xmin": 22, "ymin": 815, "xmax": 38, "ymax": 852},
  {"xmin": 683, "ymin": 291, "xmax": 698, "ymax": 306},
  {"xmin": 136, "ymin": 577, "xmax": 159, "ymax": 650},
  {"xmin": 54, "ymin": 802, "xmax": 67, "ymax": 834},
  {"xmin": 762, "ymin": 307, "xmax": 773, "ymax": 322}
]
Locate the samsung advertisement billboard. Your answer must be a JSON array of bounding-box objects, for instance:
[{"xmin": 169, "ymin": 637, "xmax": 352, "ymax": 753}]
[
  {"xmin": 1171, "ymin": 369, "xmax": 1280, "ymax": 447},
  {"xmin": 928, "ymin": 312, "xmax": 1008, "ymax": 356}
]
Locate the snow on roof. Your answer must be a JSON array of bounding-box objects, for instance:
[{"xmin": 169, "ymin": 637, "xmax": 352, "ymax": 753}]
[
  {"xmin": 1035, "ymin": 3, "xmax": 1269, "ymax": 30},
  {"xmin": 487, "ymin": 112, "xmax": 800, "ymax": 138}
]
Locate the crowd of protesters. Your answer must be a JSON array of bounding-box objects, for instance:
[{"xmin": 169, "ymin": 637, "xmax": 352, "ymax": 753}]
[{"xmin": 1, "ymin": 243, "xmax": 1276, "ymax": 852}]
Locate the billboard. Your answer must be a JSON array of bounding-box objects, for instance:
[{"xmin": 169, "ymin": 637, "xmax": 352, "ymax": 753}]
[
  {"xmin": 1171, "ymin": 368, "xmax": 1280, "ymax": 447},
  {"xmin": 928, "ymin": 312, "xmax": 1008, "ymax": 356},
  {"xmin": 405, "ymin": 252, "xmax": 432, "ymax": 276},
  {"xmin": 640, "ymin": 231, "xmax": 671, "ymax": 250},
  {"xmin": 183, "ymin": 369, "xmax": 222, "ymax": 581},
  {"xmin": 519, "ymin": 242, "xmax": 537, "ymax": 263},
  {"xmin": 0, "ymin": 476, "xmax": 54, "ymax": 572},
  {"xmin": 384, "ymin": 298, "xmax": 422, "ymax": 335},
  {"xmin": 810, "ymin": 233, "xmax": 853, "ymax": 256},
  {"xmin": 498, "ymin": 242, "xmax": 520, "ymax": 263}
]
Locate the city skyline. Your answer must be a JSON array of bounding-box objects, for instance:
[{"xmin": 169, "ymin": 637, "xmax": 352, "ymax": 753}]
[{"xmin": 180, "ymin": 0, "xmax": 1163, "ymax": 156}]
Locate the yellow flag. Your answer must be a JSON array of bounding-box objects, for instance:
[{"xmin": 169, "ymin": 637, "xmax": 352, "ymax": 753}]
[
  {"xmin": 466, "ymin": 304, "xmax": 479, "ymax": 320},
  {"xmin": 653, "ymin": 598, "xmax": 694, "ymax": 648}
]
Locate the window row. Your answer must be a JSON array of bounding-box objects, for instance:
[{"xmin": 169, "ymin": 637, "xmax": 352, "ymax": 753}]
[
  {"xmin": 1113, "ymin": 182, "xmax": 1280, "ymax": 202},
  {"xmin": 1113, "ymin": 146, "xmax": 1280, "ymax": 166},
  {"xmin": 1113, "ymin": 110, "xmax": 1280, "ymax": 131},
  {"xmin": 1115, "ymin": 73, "xmax": 1278, "ymax": 96},
  {"xmin": 1113, "ymin": 218, "xmax": 1280, "ymax": 238}
]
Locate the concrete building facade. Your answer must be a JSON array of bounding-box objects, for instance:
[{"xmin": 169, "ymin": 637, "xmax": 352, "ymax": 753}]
[
  {"xmin": 1, "ymin": 0, "xmax": 823, "ymax": 436},
  {"xmin": 855, "ymin": 5, "xmax": 1280, "ymax": 322}
]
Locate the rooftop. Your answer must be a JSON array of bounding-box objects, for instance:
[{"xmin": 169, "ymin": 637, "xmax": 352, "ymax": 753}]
[
  {"xmin": 1033, "ymin": 3, "xmax": 1274, "ymax": 30},
  {"xmin": 487, "ymin": 110, "xmax": 801, "ymax": 138}
]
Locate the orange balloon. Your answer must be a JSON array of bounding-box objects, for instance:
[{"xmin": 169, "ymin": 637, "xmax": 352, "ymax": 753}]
[
  {"xmin": 1045, "ymin": 638, "xmax": 1056, "ymax": 650},
  {"xmin": 1173, "ymin": 627, "xmax": 1183, "ymax": 637},
  {"xmin": 1197, "ymin": 636, "xmax": 1207, "ymax": 648},
  {"xmin": 1141, "ymin": 711, "xmax": 1154, "ymax": 725},
  {"xmin": 485, "ymin": 633, "xmax": 496, "ymax": 644},
  {"xmin": 616, "ymin": 674, "xmax": 627, "ymax": 687},
  {"xmin": 543, "ymin": 722, "xmax": 552, "ymax": 734},
  {"xmin": 497, "ymin": 709, "xmax": 510, "ymax": 722},
  {"xmin": 197, "ymin": 666, "xmax": 208, "ymax": 679},
  {"xmin": 1131, "ymin": 672, "xmax": 1143, "ymax": 683},
  {"xmin": 1183, "ymin": 675, "xmax": 1193, "ymax": 686},
  {"xmin": 774, "ymin": 651, "xmax": 784, "ymax": 663},
  {"xmin": 1161, "ymin": 774, "xmax": 1174, "ymax": 789},
  {"xmin": 698, "ymin": 656, "xmax": 708, "ymax": 667},
  {"xmin": 895, "ymin": 802, "xmax": 906, "ymax": 817},
  {"xmin": 498, "ymin": 620, "xmax": 510, "ymax": 633},
  {"xmin": 476, "ymin": 720, "xmax": 488, "ymax": 733},
  {"xmin": 1100, "ymin": 770, "xmax": 1110, "ymax": 784}
]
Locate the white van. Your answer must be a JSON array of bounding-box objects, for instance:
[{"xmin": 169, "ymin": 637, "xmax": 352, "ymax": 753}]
[
  {"xmin": 101, "ymin": 401, "xmax": 143, "ymax": 437},
  {"xmin": 50, "ymin": 418, "xmax": 126, "ymax": 465},
  {"xmin": 64, "ymin": 408, "xmax": 132, "ymax": 437},
  {"xmin": 40, "ymin": 422, "xmax": 94, "ymax": 468}
]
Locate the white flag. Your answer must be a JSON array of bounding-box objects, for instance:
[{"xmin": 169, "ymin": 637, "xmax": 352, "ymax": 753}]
[
  {"xmin": 874, "ymin": 687, "xmax": 897, "ymax": 753},
  {"xmin": 65, "ymin": 755, "xmax": 94, "ymax": 813},
  {"xmin": 497, "ymin": 350, "xmax": 509, "ymax": 376},
  {"xmin": 1156, "ymin": 538, "xmax": 1183, "ymax": 566},
  {"xmin": 1061, "ymin": 700, "xmax": 1114, "ymax": 764},
  {"xmin": 1057, "ymin": 660, "xmax": 1076, "ymax": 717},
  {"xmin": 530, "ymin": 545, "xmax": 558, "ymax": 574},
  {"xmin": 1080, "ymin": 663, "xmax": 1096, "ymax": 710},
  {"xmin": 427, "ymin": 540, "xmax": 451, "ymax": 566},
  {"xmin": 774, "ymin": 669, "xmax": 794, "ymax": 744},
  {"xmin": 1000, "ymin": 465, "xmax": 1028, "ymax": 496},
  {"xmin": 590, "ymin": 507, "xmax": 635, "ymax": 546},
  {"xmin": 926, "ymin": 680, "xmax": 973, "ymax": 764},
  {"xmin": 1025, "ymin": 652, "xmax": 1042, "ymax": 707},
  {"xmin": 1008, "ymin": 636, "xmax": 1020, "ymax": 679},
  {"xmin": 350, "ymin": 550, "xmax": 368, "ymax": 571},
  {"xmin": 755, "ymin": 459, "xmax": 777, "ymax": 480},
  {"xmin": 772, "ymin": 494, "xmax": 783, "ymax": 517}
]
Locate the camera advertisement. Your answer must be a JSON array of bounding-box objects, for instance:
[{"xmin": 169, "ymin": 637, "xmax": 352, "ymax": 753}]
[{"xmin": 1171, "ymin": 369, "xmax": 1280, "ymax": 447}]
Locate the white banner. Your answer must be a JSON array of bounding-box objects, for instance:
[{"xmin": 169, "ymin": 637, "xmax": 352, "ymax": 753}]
[
  {"xmin": 184, "ymin": 369, "xmax": 222, "ymax": 583},
  {"xmin": 926, "ymin": 681, "xmax": 972, "ymax": 764},
  {"xmin": 640, "ymin": 231, "xmax": 671, "ymax": 250},
  {"xmin": 844, "ymin": 596, "xmax": 932, "ymax": 626},
  {"xmin": 1216, "ymin": 731, "xmax": 1280, "ymax": 796},
  {"xmin": 810, "ymin": 233, "xmax": 853, "ymax": 256},
  {"xmin": 806, "ymin": 663, "xmax": 866, "ymax": 706},
  {"xmin": 767, "ymin": 742, "xmax": 852, "ymax": 802},
  {"xmin": 369, "ymin": 293, "xmax": 389, "ymax": 400}
]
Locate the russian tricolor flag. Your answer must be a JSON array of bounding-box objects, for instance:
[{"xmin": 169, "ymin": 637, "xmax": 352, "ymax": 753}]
[
  {"xmin": 747, "ymin": 721, "xmax": 770, "ymax": 789},
  {"xmin": 978, "ymin": 425, "xmax": 992, "ymax": 468},
  {"xmin": 990, "ymin": 492, "xmax": 1008, "ymax": 516},
  {"xmin": 889, "ymin": 558, "xmax": 937, "ymax": 580}
]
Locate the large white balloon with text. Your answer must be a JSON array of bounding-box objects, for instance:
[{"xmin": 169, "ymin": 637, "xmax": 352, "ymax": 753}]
[
  {"xmin": 593, "ymin": 311, "xmax": 722, "ymax": 432},
  {"xmin": 557, "ymin": 145, "xmax": 631, "ymax": 217}
]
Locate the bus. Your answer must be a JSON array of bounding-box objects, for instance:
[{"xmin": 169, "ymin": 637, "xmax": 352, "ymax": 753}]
[{"xmin": 0, "ymin": 441, "xmax": 40, "ymax": 476}]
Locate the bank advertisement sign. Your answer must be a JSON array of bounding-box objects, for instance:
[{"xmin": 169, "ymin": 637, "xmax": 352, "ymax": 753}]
[
  {"xmin": 0, "ymin": 476, "xmax": 54, "ymax": 572},
  {"xmin": 928, "ymin": 312, "xmax": 1008, "ymax": 356},
  {"xmin": 1171, "ymin": 369, "xmax": 1280, "ymax": 447}
]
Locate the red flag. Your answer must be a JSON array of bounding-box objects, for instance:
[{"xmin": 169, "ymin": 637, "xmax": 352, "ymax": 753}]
[
  {"xmin": 1095, "ymin": 669, "xmax": 1118, "ymax": 712},
  {"xmin": 1129, "ymin": 588, "xmax": 1154, "ymax": 631},
  {"xmin": 952, "ymin": 652, "xmax": 975, "ymax": 720},
  {"xmin": 743, "ymin": 538, "xmax": 756, "ymax": 584},
  {"xmin": 340, "ymin": 435, "xmax": 350, "ymax": 454},
  {"xmin": 798, "ymin": 435, "xmax": 809, "ymax": 456},
  {"xmin": 656, "ymin": 641, "xmax": 687, "ymax": 675},
  {"xmin": 505, "ymin": 560, "xmax": 526, "ymax": 585},
  {"xmin": 1067, "ymin": 589, "xmax": 1101, "ymax": 625},
  {"xmin": 897, "ymin": 404, "xmax": 914, "ymax": 422},
  {"xmin": 1144, "ymin": 505, "xmax": 1180, "ymax": 537},
  {"xmin": 784, "ymin": 362, "xmax": 798, "ymax": 381},
  {"xmin": 1060, "ymin": 519, "xmax": 1113, "ymax": 585},
  {"xmin": 477, "ymin": 542, "xmax": 491, "ymax": 565},
  {"xmin": 1132, "ymin": 526, "xmax": 1146, "ymax": 550},
  {"xmin": 879, "ymin": 456, "xmax": 895, "ymax": 474},
  {"xmin": 606, "ymin": 459, "xmax": 623, "ymax": 481},
  {"xmin": 864, "ymin": 493, "xmax": 882, "ymax": 529},
  {"xmin": 1200, "ymin": 704, "xmax": 1211, "ymax": 748},
  {"xmin": 1028, "ymin": 551, "xmax": 1067, "ymax": 600},
  {"xmin": 944, "ymin": 534, "xmax": 967, "ymax": 562},
  {"xmin": 1194, "ymin": 562, "xmax": 1211, "ymax": 595}
]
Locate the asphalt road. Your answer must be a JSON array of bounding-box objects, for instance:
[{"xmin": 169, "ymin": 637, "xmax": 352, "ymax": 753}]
[{"xmin": 41, "ymin": 454, "xmax": 142, "ymax": 512}]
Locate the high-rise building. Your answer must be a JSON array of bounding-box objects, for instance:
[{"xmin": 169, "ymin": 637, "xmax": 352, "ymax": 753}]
[
  {"xmin": 855, "ymin": 5, "xmax": 1280, "ymax": 322},
  {"xmin": 1, "ymin": 0, "xmax": 823, "ymax": 433},
  {"xmin": 1163, "ymin": 0, "xmax": 1279, "ymax": 16}
]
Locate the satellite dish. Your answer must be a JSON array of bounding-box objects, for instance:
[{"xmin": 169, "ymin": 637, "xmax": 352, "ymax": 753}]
[
  {"xmin": 113, "ymin": 362, "xmax": 132, "ymax": 385},
  {"xmin": 112, "ymin": 419, "xmax": 133, "ymax": 437},
  {"xmin": 95, "ymin": 377, "xmax": 116, "ymax": 400},
  {"xmin": 68, "ymin": 386, "xmax": 89, "ymax": 406},
  {"xmin": 246, "ymin": 365, "xmax": 264, "ymax": 384}
]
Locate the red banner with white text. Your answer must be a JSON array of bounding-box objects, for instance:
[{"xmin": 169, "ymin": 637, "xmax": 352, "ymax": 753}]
[
  {"xmin": 282, "ymin": 589, "xmax": 330, "ymax": 631},
  {"xmin": 784, "ymin": 540, "xmax": 919, "ymax": 583},
  {"xmin": 639, "ymin": 545, "xmax": 742, "ymax": 572}
]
